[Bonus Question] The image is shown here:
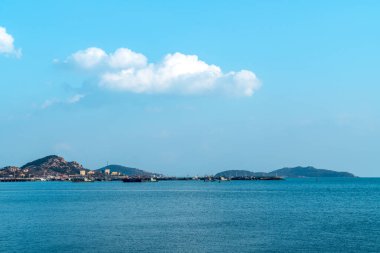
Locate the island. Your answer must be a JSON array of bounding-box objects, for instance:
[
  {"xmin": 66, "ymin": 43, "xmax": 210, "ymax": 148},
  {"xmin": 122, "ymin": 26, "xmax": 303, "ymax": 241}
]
[{"xmin": 215, "ymin": 167, "xmax": 355, "ymax": 178}]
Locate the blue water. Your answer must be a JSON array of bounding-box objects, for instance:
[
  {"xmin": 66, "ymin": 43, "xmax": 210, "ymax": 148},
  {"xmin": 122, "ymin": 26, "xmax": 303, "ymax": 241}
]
[{"xmin": 1, "ymin": 178, "xmax": 380, "ymax": 252}]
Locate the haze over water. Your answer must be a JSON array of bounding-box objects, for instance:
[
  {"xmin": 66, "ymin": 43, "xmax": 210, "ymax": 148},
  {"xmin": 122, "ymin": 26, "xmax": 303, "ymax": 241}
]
[{"xmin": 1, "ymin": 178, "xmax": 379, "ymax": 253}]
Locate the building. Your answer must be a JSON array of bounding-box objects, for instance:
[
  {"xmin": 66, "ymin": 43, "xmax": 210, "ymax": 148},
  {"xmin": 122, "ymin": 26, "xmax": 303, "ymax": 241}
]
[
  {"xmin": 105, "ymin": 169, "xmax": 110, "ymax": 175},
  {"xmin": 80, "ymin": 170, "xmax": 86, "ymax": 176},
  {"xmin": 111, "ymin": 171, "xmax": 119, "ymax": 176}
]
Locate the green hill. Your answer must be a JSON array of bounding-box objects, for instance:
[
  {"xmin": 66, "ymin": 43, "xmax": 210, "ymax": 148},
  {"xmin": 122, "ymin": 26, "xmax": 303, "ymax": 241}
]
[
  {"xmin": 215, "ymin": 166, "xmax": 355, "ymax": 178},
  {"xmin": 96, "ymin": 164, "xmax": 161, "ymax": 177},
  {"xmin": 268, "ymin": 166, "xmax": 354, "ymax": 178}
]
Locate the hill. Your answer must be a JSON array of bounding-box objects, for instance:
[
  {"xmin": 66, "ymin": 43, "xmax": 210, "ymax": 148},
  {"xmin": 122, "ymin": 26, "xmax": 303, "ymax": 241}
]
[
  {"xmin": 215, "ymin": 166, "xmax": 355, "ymax": 178},
  {"xmin": 268, "ymin": 166, "xmax": 355, "ymax": 178},
  {"xmin": 96, "ymin": 164, "xmax": 161, "ymax": 177},
  {"xmin": 0, "ymin": 166, "xmax": 21, "ymax": 177},
  {"xmin": 20, "ymin": 155, "xmax": 87, "ymax": 176},
  {"xmin": 0, "ymin": 155, "xmax": 87, "ymax": 178}
]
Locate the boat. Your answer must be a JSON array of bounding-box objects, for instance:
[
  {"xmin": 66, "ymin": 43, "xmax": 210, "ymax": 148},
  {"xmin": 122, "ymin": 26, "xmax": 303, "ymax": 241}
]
[
  {"xmin": 122, "ymin": 177, "xmax": 159, "ymax": 183},
  {"xmin": 203, "ymin": 177, "xmax": 215, "ymax": 182},
  {"xmin": 71, "ymin": 177, "xmax": 94, "ymax": 182},
  {"xmin": 122, "ymin": 178, "xmax": 144, "ymax": 183}
]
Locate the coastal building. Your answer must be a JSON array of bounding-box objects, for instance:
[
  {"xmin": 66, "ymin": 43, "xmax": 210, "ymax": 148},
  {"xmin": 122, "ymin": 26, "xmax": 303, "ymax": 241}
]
[
  {"xmin": 111, "ymin": 171, "xmax": 119, "ymax": 176},
  {"xmin": 105, "ymin": 169, "xmax": 110, "ymax": 175},
  {"xmin": 87, "ymin": 171, "xmax": 95, "ymax": 175},
  {"xmin": 80, "ymin": 170, "xmax": 86, "ymax": 176}
]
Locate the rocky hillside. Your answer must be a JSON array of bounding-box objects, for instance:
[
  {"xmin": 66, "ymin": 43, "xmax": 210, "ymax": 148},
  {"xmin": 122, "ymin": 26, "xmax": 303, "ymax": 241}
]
[
  {"xmin": 20, "ymin": 155, "xmax": 87, "ymax": 176},
  {"xmin": 0, "ymin": 166, "xmax": 21, "ymax": 177}
]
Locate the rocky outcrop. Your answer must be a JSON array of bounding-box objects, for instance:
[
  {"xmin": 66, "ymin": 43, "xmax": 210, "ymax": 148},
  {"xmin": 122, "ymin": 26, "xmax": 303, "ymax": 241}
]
[{"xmin": 19, "ymin": 155, "xmax": 87, "ymax": 176}]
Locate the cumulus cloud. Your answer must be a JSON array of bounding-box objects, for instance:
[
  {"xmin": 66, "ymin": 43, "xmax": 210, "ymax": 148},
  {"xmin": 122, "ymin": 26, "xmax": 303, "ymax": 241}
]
[
  {"xmin": 66, "ymin": 47, "xmax": 146, "ymax": 70},
  {"xmin": 64, "ymin": 47, "xmax": 261, "ymax": 96},
  {"xmin": 108, "ymin": 48, "xmax": 147, "ymax": 69},
  {"xmin": 0, "ymin": 26, "xmax": 21, "ymax": 57},
  {"xmin": 69, "ymin": 47, "xmax": 107, "ymax": 69},
  {"xmin": 41, "ymin": 94, "xmax": 85, "ymax": 109}
]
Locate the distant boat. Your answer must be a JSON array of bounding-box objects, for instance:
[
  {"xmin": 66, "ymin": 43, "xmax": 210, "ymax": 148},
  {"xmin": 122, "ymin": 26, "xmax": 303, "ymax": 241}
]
[
  {"xmin": 122, "ymin": 177, "xmax": 158, "ymax": 183},
  {"xmin": 203, "ymin": 177, "xmax": 215, "ymax": 182},
  {"xmin": 71, "ymin": 177, "xmax": 94, "ymax": 183},
  {"xmin": 122, "ymin": 178, "xmax": 144, "ymax": 183}
]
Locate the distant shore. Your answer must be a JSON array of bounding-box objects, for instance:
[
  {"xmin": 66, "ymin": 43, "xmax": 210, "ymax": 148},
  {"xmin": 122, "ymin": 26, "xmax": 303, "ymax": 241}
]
[
  {"xmin": 0, "ymin": 155, "xmax": 355, "ymax": 182},
  {"xmin": 0, "ymin": 175, "xmax": 284, "ymax": 183}
]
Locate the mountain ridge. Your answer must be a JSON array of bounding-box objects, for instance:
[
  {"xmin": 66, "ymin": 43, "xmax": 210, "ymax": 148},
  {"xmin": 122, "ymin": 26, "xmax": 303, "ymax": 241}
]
[{"xmin": 215, "ymin": 166, "xmax": 355, "ymax": 178}]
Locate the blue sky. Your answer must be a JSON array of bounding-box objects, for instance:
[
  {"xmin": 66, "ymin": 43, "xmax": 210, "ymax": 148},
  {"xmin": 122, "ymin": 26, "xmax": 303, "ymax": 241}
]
[{"xmin": 1, "ymin": 0, "xmax": 379, "ymax": 176}]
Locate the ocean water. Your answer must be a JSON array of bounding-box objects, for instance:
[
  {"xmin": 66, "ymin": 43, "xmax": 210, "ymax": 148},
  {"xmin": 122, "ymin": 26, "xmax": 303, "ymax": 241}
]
[{"xmin": 1, "ymin": 178, "xmax": 379, "ymax": 253}]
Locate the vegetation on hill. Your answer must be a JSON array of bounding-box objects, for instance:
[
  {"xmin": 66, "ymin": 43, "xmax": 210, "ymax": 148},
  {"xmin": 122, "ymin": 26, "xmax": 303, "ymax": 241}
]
[
  {"xmin": 96, "ymin": 164, "xmax": 161, "ymax": 177},
  {"xmin": 215, "ymin": 167, "xmax": 355, "ymax": 178}
]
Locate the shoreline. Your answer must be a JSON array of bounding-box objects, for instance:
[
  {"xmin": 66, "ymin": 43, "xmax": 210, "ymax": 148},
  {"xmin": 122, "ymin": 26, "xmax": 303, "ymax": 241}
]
[{"xmin": 0, "ymin": 176, "xmax": 284, "ymax": 183}]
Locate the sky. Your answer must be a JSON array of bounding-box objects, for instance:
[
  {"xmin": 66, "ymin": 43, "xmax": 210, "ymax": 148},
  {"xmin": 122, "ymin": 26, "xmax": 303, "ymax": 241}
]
[{"xmin": 1, "ymin": 0, "xmax": 380, "ymax": 176}]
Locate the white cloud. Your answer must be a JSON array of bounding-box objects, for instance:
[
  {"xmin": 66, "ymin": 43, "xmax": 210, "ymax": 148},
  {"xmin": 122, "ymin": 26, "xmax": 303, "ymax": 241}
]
[
  {"xmin": 108, "ymin": 48, "xmax": 147, "ymax": 69},
  {"xmin": 64, "ymin": 47, "xmax": 261, "ymax": 96},
  {"xmin": 66, "ymin": 47, "xmax": 147, "ymax": 70},
  {"xmin": 0, "ymin": 26, "xmax": 21, "ymax": 57},
  {"xmin": 69, "ymin": 47, "xmax": 107, "ymax": 69},
  {"xmin": 41, "ymin": 94, "xmax": 85, "ymax": 109}
]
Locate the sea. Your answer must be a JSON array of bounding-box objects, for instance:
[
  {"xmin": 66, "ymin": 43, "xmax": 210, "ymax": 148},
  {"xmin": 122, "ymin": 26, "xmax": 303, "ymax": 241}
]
[{"xmin": 1, "ymin": 178, "xmax": 379, "ymax": 253}]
